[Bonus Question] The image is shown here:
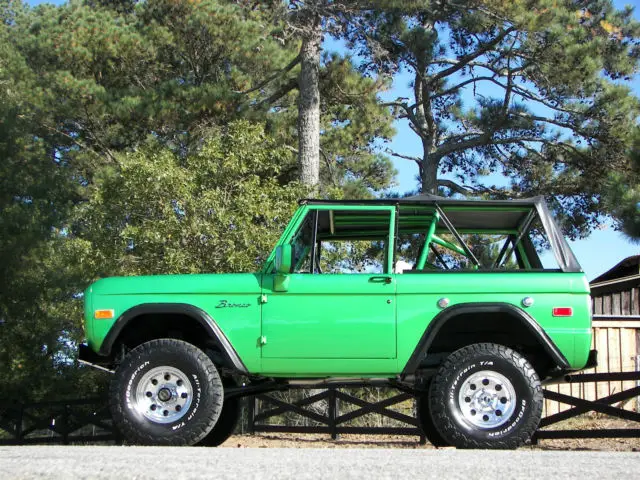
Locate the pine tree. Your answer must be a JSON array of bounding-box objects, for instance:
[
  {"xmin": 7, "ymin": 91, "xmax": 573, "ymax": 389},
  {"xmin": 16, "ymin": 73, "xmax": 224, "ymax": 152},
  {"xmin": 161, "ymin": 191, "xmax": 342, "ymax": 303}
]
[
  {"xmin": 601, "ymin": 127, "xmax": 640, "ymax": 242},
  {"xmin": 346, "ymin": 0, "xmax": 640, "ymax": 237},
  {"xmin": 0, "ymin": 0, "xmax": 397, "ymax": 399}
]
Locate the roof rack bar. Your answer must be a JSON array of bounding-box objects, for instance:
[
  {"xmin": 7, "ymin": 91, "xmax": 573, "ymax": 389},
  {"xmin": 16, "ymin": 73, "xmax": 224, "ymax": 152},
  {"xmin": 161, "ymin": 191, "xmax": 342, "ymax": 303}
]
[{"xmin": 434, "ymin": 204, "xmax": 480, "ymax": 267}]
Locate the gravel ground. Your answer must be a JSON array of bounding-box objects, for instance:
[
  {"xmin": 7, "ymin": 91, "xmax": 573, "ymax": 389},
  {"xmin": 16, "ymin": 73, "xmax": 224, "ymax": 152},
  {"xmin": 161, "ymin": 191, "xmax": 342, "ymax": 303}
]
[
  {"xmin": 222, "ymin": 417, "xmax": 640, "ymax": 451},
  {"xmin": 220, "ymin": 431, "xmax": 640, "ymax": 451},
  {"xmin": 1, "ymin": 446, "xmax": 639, "ymax": 480}
]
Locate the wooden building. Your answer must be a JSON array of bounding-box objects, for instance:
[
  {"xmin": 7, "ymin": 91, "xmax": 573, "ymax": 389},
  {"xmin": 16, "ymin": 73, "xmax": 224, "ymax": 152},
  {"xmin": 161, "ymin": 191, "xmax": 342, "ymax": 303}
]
[{"xmin": 543, "ymin": 255, "xmax": 640, "ymax": 415}]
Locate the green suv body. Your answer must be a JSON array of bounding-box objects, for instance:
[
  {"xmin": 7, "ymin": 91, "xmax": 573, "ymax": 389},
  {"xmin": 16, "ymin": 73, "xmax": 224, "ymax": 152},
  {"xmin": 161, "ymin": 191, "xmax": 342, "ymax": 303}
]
[{"xmin": 80, "ymin": 196, "xmax": 594, "ymax": 448}]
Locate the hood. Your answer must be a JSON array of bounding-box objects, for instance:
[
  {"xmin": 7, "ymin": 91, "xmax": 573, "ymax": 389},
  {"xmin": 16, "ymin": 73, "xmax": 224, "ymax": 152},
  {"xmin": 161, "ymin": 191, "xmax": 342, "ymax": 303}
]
[{"xmin": 89, "ymin": 272, "xmax": 263, "ymax": 296}]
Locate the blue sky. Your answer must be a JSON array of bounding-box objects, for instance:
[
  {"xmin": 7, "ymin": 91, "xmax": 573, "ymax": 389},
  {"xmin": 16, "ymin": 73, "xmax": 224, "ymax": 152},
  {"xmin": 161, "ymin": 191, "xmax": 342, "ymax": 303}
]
[{"xmin": 25, "ymin": 0, "xmax": 640, "ymax": 279}]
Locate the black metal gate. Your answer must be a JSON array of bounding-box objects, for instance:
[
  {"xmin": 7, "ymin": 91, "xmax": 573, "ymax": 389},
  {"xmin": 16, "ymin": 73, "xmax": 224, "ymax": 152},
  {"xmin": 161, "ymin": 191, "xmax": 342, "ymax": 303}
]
[
  {"xmin": 532, "ymin": 371, "xmax": 640, "ymax": 442},
  {"xmin": 247, "ymin": 384, "xmax": 425, "ymax": 442},
  {"xmin": 0, "ymin": 398, "xmax": 118, "ymax": 445},
  {"xmin": 3, "ymin": 372, "xmax": 640, "ymax": 445}
]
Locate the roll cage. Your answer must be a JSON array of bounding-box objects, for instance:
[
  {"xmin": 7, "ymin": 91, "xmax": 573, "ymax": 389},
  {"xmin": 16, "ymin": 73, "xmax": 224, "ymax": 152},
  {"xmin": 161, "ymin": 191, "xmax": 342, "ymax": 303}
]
[{"xmin": 263, "ymin": 195, "xmax": 582, "ymax": 274}]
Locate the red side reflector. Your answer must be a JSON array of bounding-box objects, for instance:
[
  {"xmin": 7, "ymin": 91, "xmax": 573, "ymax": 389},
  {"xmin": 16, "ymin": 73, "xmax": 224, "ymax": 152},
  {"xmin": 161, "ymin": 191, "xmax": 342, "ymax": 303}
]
[{"xmin": 552, "ymin": 307, "xmax": 573, "ymax": 317}]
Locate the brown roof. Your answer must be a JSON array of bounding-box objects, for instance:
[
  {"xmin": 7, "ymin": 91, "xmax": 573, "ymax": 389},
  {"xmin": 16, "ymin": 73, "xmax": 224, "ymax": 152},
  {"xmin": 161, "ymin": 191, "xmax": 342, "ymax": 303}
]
[{"xmin": 591, "ymin": 255, "xmax": 640, "ymax": 284}]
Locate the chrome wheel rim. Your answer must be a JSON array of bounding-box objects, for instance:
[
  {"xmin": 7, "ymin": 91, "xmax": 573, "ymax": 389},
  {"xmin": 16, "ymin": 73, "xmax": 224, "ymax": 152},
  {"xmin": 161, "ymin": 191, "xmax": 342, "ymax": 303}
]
[
  {"xmin": 457, "ymin": 370, "xmax": 516, "ymax": 429},
  {"xmin": 134, "ymin": 366, "xmax": 193, "ymax": 424}
]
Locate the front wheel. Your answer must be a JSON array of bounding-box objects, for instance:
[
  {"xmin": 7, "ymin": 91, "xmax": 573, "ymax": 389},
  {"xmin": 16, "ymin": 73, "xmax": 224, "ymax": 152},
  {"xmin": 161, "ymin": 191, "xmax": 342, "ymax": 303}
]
[
  {"xmin": 416, "ymin": 389, "xmax": 449, "ymax": 447},
  {"xmin": 110, "ymin": 339, "xmax": 223, "ymax": 446},
  {"xmin": 429, "ymin": 343, "xmax": 542, "ymax": 449},
  {"xmin": 197, "ymin": 395, "xmax": 241, "ymax": 446}
]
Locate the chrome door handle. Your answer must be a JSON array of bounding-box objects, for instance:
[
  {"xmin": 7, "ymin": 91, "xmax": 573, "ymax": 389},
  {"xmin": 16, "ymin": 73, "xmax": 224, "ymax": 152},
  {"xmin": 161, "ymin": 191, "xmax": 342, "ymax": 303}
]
[{"xmin": 369, "ymin": 276, "xmax": 392, "ymax": 284}]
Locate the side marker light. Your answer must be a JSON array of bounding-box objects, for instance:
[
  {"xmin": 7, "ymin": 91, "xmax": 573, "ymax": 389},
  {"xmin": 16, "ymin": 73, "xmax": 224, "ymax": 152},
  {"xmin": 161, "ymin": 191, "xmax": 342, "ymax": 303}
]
[{"xmin": 94, "ymin": 309, "xmax": 115, "ymax": 320}]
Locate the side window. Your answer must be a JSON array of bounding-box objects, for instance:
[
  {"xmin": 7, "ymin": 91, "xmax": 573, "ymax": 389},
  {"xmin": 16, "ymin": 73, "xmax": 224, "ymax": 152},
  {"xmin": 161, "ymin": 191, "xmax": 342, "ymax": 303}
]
[
  {"xmin": 396, "ymin": 232, "xmax": 523, "ymax": 271},
  {"xmin": 287, "ymin": 208, "xmax": 392, "ymax": 274},
  {"xmin": 290, "ymin": 214, "xmax": 313, "ymax": 273},
  {"xmin": 319, "ymin": 239, "xmax": 386, "ymax": 274},
  {"xmin": 395, "ymin": 208, "xmax": 528, "ymax": 272}
]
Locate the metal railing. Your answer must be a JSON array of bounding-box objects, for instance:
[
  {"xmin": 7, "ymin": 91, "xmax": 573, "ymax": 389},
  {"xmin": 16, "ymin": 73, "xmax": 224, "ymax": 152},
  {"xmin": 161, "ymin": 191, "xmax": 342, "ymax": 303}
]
[
  {"xmin": 3, "ymin": 372, "xmax": 640, "ymax": 445},
  {"xmin": 0, "ymin": 398, "xmax": 119, "ymax": 445}
]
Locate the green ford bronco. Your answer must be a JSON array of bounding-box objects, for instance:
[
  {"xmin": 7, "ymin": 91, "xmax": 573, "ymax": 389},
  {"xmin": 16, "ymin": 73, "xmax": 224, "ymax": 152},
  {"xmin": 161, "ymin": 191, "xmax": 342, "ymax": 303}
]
[{"xmin": 79, "ymin": 195, "xmax": 596, "ymax": 449}]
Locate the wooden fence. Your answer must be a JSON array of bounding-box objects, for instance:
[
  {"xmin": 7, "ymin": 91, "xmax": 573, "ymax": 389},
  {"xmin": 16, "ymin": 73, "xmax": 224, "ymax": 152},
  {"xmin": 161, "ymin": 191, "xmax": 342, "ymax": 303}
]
[{"xmin": 543, "ymin": 315, "xmax": 640, "ymax": 416}]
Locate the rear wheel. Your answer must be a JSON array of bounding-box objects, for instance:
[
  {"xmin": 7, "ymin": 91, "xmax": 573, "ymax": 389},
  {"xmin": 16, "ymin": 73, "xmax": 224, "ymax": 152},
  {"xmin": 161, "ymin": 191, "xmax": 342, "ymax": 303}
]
[
  {"xmin": 429, "ymin": 343, "xmax": 542, "ymax": 449},
  {"xmin": 110, "ymin": 339, "xmax": 223, "ymax": 446}
]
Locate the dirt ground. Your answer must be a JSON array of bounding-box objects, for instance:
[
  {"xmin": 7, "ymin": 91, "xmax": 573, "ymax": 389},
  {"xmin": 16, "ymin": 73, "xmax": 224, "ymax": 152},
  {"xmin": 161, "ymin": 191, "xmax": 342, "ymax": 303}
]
[{"xmin": 221, "ymin": 417, "xmax": 640, "ymax": 451}]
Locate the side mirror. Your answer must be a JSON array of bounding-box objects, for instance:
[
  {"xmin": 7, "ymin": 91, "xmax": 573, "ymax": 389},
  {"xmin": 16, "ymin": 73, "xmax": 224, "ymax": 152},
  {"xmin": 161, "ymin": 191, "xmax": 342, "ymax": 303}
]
[{"xmin": 275, "ymin": 244, "xmax": 292, "ymax": 274}]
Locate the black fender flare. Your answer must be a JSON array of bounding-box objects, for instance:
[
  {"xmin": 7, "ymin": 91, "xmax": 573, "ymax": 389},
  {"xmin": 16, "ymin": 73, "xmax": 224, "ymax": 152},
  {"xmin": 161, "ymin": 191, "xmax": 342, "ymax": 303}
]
[
  {"xmin": 98, "ymin": 303, "xmax": 248, "ymax": 374},
  {"xmin": 401, "ymin": 302, "xmax": 570, "ymax": 375}
]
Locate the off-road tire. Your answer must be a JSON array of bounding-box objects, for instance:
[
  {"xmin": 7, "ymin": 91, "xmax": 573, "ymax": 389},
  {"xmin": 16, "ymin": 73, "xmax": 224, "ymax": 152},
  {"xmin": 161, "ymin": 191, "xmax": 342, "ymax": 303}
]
[
  {"xmin": 197, "ymin": 395, "xmax": 241, "ymax": 446},
  {"xmin": 416, "ymin": 391, "xmax": 449, "ymax": 447},
  {"xmin": 110, "ymin": 339, "xmax": 223, "ymax": 446},
  {"xmin": 429, "ymin": 343, "xmax": 542, "ymax": 449}
]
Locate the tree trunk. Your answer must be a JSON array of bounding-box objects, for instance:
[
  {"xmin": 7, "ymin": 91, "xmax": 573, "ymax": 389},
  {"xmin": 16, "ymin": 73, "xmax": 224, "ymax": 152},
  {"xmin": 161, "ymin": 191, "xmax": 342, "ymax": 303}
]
[
  {"xmin": 297, "ymin": 11, "xmax": 322, "ymax": 189},
  {"xmin": 420, "ymin": 151, "xmax": 438, "ymax": 194}
]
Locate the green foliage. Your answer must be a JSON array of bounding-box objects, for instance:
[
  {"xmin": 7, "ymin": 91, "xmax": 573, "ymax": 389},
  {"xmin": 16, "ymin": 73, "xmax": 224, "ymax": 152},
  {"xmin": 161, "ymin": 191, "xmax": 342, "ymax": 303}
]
[
  {"xmin": 601, "ymin": 128, "xmax": 640, "ymax": 242},
  {"xmin": 0, "ymin": 0, "xmax": 396, "ymax": 401},
  {"xmin": 74, "ymin": 121, "xmax": 308, "ymax": 277},
  {"xmin": 319, "ymin": 54, "xmax": 397, "ymax": 197}
]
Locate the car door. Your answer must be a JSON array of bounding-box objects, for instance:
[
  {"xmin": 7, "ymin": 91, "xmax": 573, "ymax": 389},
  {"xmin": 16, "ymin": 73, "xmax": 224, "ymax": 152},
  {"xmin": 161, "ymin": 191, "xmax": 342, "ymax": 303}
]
[{"xmin": 260, "ymin": 206, "xmax": 397, "ymax": 373}]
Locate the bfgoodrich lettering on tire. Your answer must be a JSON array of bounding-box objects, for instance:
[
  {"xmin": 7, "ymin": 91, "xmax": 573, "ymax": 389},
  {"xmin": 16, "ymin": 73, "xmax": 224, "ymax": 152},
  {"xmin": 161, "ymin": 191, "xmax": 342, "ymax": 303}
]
[
  {"xmin": 428, "ymin": 343, "xmax": 542, "ymax": 449},
  {"xmin": 110, "ymin": 339, "xmax": 223, "ymax": 446}
]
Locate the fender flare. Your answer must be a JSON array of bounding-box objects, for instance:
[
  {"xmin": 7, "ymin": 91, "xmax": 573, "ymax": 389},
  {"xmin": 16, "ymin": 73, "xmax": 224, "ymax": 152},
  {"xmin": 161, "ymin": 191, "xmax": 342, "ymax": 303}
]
[
  {"xmin": 98, "ymin": 303, "xmax": 248, "ymax": 374},
  {"xmin": 401, "ymin": 302, "xmax": 570, "ymax": 375}
]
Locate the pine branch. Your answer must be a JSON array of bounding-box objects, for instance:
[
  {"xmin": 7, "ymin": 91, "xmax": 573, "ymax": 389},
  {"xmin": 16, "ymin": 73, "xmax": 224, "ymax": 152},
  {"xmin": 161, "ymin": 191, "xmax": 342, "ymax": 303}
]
[
  {"xmin": 235, "ymin": 54, "xmax": 301, "ymax": 95},
  {"xmin": 437, "ymin": 179, "xmax": 472, "ymax": 195},
  {"xmin": 432, "ymin": 76, "xmax": 498, "ymax": 99},
  {"xmin": 437, "ymin": 135, "xmax": 551, "ymax": 158},
  {"xmin": 386, "ymin": 149, "xmax": 422, "ymax": 164},
  {"xmin": 258, "ymin": 78, "xmax": 299, "ymax": 106},
  {"xmin": 510, "ymin": 112, "xmax": 589, "ymax": 137},
  {"xmin": 427, "ymin": 26, "xmax": 516, "ymax": 86},
  {"xmin": 319, "ymin": 147, "xmax": 338, "ymax": 187}
]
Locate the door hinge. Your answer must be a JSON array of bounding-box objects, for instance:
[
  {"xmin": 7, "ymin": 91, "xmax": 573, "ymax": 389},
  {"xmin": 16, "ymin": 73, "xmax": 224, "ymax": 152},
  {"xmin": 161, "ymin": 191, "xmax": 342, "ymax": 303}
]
[
  {"xmin": 258, "ymin": 335, "xmax": 267, "ymax": 346},
  {"xmin": 260, "ymin": 294, "xmax": 268, "ymax": 304}
]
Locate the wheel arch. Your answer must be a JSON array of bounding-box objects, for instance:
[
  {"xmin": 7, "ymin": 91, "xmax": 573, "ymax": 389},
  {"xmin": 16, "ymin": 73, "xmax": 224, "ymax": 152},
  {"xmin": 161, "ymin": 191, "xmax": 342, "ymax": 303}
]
[
  {"xmin": 98, "ymin": 303, "xmax": 248, "ymax": 374},
  {"xmin": 402, "ymin": 302, "xmax": 570, "ymax": 377}
]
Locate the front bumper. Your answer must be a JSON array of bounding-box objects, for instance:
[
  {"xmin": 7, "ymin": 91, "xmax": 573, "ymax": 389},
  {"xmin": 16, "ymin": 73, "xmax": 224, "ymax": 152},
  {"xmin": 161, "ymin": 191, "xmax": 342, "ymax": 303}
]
[{"xmin": 78, "ymin": 343, "xmax": 114, "ymax": 373}]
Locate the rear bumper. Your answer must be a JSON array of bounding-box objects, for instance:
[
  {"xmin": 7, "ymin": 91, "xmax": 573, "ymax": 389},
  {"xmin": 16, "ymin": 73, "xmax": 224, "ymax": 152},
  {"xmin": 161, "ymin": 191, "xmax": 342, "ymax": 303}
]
[
  {"xmin": 584, "ymin": 349, "xmax": 598, "ymax": 369},
  {"xmin": 542, "ymin": 349, "xmax": 597, "ymax": 385}
]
